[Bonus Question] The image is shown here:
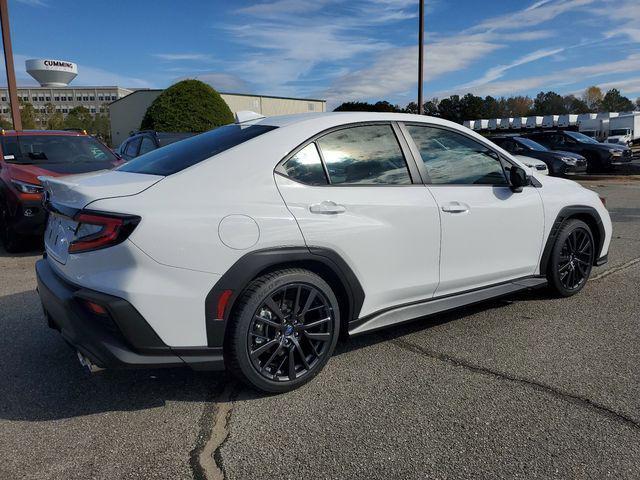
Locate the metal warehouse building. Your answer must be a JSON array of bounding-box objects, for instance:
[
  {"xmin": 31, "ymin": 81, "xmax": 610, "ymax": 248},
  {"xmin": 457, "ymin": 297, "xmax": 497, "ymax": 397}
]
[{"xmin": 109, "ymin": 89, "xmax": 326, "ymax": 146}]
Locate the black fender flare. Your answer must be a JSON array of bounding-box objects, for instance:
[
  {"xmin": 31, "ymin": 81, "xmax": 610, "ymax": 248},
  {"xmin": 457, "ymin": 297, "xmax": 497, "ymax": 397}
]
[
  {"xmin": 204, "ymin": 246, "xmax": 365, "ymax": 347},
  {"xmin": 539, "ymin": 205, "xmax": 606, "ymax": 276}
]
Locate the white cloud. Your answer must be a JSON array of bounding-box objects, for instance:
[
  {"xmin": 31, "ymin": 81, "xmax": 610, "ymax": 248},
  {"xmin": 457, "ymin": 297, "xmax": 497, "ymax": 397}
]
[
  {"xmin": 0, "ymin": 53, "xmax": 153, "ymax": 88},
  {"xmin": 434, "ymin": 53, "xmax": 640, "ymax": 98},
  {"xmin": 15, "ymin": 0, "xmax": 48, "ymax": 6},
  {"xmin": 175, "ymin": 72, "xmax": 252, "ymax": 93},
  {"xmin": 153, "ymin": 53, "xmax": 214, "ymax": 62}
]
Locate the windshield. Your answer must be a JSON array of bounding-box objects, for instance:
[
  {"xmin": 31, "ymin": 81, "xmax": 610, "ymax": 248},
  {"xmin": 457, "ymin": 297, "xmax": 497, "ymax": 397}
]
[
  {"xmin": 119, "ymin": 124, "xmax": 277, "ymax": 176},
  {"xmin": 565, "ymin": 131, "xmax": 599, "ymax": 144},
  {"xmin": 1, "ymin": 134, "xmax": 116, "ymax": 164},
  {"xmin": 610, "ymin": 129, "xmax": 630, "ymax": 136},
  {"xmin": 516, "ymin": 137, "xmax": 548, "ymax": 151}
]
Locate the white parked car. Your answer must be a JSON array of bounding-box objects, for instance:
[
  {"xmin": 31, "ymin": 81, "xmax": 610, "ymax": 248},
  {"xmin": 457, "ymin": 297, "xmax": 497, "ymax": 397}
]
[
  {"xmin": 515, "ymin": 155, "xmax": 549, "ymax": 175},
  {"xmin": 37, "ymin": 112, "xmax": 612, "ymax": 392}
]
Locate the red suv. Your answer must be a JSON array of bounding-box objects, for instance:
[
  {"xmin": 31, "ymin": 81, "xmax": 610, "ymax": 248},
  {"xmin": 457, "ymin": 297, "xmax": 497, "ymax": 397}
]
[{"xmin": 0, "ymin": 130, "xmax": 123, "ymax": 252}]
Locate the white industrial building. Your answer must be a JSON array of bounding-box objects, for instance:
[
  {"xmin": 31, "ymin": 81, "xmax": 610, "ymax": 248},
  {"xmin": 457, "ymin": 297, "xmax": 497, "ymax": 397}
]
[{"xmin": 109, "ymin": 89, "xmax": 326, "ymax": 146}]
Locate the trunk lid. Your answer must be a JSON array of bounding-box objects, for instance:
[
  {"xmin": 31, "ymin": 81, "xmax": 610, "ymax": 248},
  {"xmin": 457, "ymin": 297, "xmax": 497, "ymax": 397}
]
[{"xmin": 40, "ymin": 170, "xmax": 163, "ymax": 210}]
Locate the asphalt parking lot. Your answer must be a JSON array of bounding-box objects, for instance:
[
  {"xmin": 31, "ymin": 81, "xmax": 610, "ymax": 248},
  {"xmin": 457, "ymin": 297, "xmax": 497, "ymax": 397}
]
[{"xmin": 1, "ymin": 177, "xmax": 639, "ymax": 480}]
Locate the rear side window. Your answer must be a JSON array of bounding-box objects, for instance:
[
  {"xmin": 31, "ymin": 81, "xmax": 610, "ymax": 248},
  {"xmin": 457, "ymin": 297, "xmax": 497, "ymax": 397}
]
[
  {"xmin": 316, "ymin": 125, "xmax": 411, "ymax": 185},
  {"xmin": 119, "ymin": 124, "xmax": 277, "ymax": 176},
  {"xmin": 406, "ymin": 125, "xmax": 507, "ymax": 185},
  {"xmin": 282, "ymin": 143, "xmax": 328, "ymax": 185}
]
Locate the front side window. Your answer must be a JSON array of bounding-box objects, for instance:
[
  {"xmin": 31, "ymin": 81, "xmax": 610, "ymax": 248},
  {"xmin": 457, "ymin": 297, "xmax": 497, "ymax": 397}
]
[
  {"xmin": 406, "ymin": 125, "xmax": 508, "ymax": 185},
  {"xmin": 281, "ymin": 143, "xmax": 327, "ymax": 185},
  {"xmin": 316, "ymin": 125, "xmax": 411, "ymax": 185}
]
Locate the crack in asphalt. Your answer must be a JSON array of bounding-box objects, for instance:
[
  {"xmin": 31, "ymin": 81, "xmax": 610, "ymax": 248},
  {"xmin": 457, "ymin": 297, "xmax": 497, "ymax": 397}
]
[
  {"xmin": 190, "ymin": 381, "xmax": 236, "ymax": 480},
  {"xmin": 389, "ymin": 337, "xmax": 640, "ymax": 432},
  {"xmin": 592, "ymin": 257, "xmax": 640, "ymax": 281}
]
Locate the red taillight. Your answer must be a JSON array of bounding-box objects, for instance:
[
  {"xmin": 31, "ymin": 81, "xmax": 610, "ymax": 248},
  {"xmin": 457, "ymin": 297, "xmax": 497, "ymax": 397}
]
[{"xmin": 69, "ymin": 212, "xmax": 140, "ymax": 254}]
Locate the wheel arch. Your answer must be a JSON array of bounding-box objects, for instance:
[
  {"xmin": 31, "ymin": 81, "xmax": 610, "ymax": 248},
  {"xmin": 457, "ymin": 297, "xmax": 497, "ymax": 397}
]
[
  {"xmin": 539, "ymin": 205, "xmax": 605, "ymax": 276},
  {"xmin": 204, "ymin": 247, "xmax": 365, "ymax": 347}
]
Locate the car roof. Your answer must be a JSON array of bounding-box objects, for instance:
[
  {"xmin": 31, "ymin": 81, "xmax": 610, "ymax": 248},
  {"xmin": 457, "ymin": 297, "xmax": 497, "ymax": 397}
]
[
  {"xmin": 253, "ymin": 111, "xmax": 462, "ymax": 129},
  {"xmin": 0, "ymin": 129, "xmax": 88, "ymax": 137}
]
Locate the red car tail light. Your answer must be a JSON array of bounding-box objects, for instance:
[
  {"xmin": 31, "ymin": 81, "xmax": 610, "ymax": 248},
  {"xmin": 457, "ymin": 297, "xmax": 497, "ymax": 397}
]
[{"xmin": 69, "ymin": 212, "xmax": 140, "ymax": 254}]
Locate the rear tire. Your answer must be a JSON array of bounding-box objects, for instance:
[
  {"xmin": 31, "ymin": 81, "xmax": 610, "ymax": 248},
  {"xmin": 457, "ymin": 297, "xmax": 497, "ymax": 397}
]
[
  {"xmin": 0, "ymin": 203, "xmax": 22, "ymax": 253},
  {"xmin": 546, "ymin": 219, "xmax": 595, "ymax": 297},
  {"xmin": 225, "ymin": 268, "xmax": 340, "ymax": 393}
]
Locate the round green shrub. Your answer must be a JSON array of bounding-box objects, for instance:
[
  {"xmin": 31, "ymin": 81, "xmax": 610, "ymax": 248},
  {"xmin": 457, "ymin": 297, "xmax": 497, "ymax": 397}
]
[{"xmin": 140, "ymin": 79, "xmax": 234, "ymax": 132}]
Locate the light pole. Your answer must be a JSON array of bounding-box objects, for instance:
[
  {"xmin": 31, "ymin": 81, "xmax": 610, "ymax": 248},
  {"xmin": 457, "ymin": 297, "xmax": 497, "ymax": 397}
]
[
  {"xmin": 0, "ymin": 0, "xmax": 22, "ymax": 130},
  {"xmin": 418, "ymin": 0, "xmax": 425, "ymax": 115}
]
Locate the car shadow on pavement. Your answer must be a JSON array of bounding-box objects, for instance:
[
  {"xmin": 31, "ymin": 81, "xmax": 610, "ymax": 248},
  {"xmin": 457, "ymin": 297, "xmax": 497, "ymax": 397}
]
[
  {"xmin": 0, "ymin": 289, "xmax": 232, "ymax": 422},
  {"xmin": 0, "ymin": 285, "xmax": 553, "ymax": 419}
]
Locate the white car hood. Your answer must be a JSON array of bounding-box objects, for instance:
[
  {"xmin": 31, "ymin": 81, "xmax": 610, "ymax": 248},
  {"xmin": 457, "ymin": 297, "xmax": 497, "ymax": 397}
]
[{"xmin": 40, "ymin": 170, "xmax": 164, "ymax": 210}]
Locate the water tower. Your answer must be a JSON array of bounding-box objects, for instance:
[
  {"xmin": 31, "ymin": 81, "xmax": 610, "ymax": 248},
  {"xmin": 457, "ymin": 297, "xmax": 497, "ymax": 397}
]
[{"xmin": 25, "ymin": 59, "xmax": 78, "ymax": 87}]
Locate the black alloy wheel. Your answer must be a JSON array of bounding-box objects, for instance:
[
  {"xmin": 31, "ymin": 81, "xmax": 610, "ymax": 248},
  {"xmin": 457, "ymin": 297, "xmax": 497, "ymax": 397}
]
[
  {"xmin": 248, "ymin": 283, "xmax": 334, "ymax": 382},
  {"xmin": 547, "ymin": 219, "xmax": 594, "ymax": 297},
  {"xmin": 226, "ymin": 269, "xmax": 340, "ymax": 393},
  {"xmin": 557, "ymin": 228, "xmax": 593, "ymax": 290}
]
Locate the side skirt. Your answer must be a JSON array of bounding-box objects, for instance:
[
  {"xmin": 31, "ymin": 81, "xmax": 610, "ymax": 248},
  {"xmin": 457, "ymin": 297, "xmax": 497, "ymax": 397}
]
[{"xmin": 349, "ymin": 277, "xmax": 547, "ymax": 336}]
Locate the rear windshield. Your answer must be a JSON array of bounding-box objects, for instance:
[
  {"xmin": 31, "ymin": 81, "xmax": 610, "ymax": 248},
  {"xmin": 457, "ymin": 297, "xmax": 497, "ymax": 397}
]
[
  {"xmin": 157, "ymin": 132, "xmax": 196, "ymax": 147},
  {"xmin": 1, "ymin": 135, "xmax": 116, "ymax": 164},
  {"xmin": 119, "ymin": 124, "xmax": 277, "ymax": 176}
]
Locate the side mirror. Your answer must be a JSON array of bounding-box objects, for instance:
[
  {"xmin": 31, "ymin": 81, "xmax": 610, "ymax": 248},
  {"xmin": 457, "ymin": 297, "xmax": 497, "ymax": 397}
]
[{"xmin": 509, "ymin": 166, "xmax": 528, "ymax": 192}]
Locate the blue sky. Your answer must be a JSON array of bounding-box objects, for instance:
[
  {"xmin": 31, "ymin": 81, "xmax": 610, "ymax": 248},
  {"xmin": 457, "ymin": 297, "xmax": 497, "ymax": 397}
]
[{"xmin": 4, "ymin": 0, "xmax": 640, "ymax": 108}]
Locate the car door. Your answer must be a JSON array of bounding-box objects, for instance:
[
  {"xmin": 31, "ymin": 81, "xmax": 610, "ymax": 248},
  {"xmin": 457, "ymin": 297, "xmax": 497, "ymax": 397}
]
[
  {"xmin": 274, "ymin": 122, "xmax": 441, "ymax": 318},
  {"xmin": 401, "ymin": 123, "xmax": 544, "ymax": 297}
]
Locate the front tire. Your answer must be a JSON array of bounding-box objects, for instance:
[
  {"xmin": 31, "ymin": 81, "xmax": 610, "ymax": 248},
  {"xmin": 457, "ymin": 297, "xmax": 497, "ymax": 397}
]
[
  {"xmin": 225, "ymin": 268, "xmax": 340, "ymax": 393},
  {"xmin": 546, "ymin": 219, "xmax": 595, "ymax": 297},
  {"xmin": 0, "ymin": 202, "xmax": 22, "ymax": 253}
]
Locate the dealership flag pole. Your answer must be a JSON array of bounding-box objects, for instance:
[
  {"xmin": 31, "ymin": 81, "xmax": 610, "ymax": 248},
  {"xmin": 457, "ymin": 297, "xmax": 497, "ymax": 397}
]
[
  {"xmin": 0, "ymin": 0, "xmax": 22, "ymax": 130},
  {"xmin": 418, "ymin": 0, "xmax": 425, "ymax": 115}
]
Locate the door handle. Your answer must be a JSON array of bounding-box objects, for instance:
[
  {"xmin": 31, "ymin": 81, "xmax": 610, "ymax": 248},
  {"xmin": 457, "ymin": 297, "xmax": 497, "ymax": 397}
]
[
  {"xmin": 441, "ymin": 201, "xmax": 470, "ymax": 213},
  {"xmin": 309, "ymin": 201, "xmax": 346, "ymax": 215}
]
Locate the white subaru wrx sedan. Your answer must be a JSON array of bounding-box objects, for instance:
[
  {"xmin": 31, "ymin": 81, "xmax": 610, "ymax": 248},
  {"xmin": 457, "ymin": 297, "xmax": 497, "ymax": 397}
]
[{"xmin": 37, "ymin": 112, "xmax": 611, "ymax": 392}]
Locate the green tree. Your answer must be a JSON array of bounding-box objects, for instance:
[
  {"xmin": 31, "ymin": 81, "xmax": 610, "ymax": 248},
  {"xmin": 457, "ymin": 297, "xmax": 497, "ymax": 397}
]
[
  {"xmin": 42, "ymin": 102, "xmax": 64, "ymax": 130},
  {"xmin": 583, "ymin": 86, "xmax": 603, "ymax": 111},
  {"xmin": 459, "ymin": 94, "xmax": 484, "ymax": 121},
  {"xmin": 423, "ymin": 99, "xmax": 440, "ymax": 116},
  {"xmin": 636, "ymin": 97, "xmax": 640, "ymax": 111},
  {"xmin": 600, "ymin": 88, "xmax": 634, "ymax": 112},
  {"xmin": 436, "ymin": 95, "xmax": 463, "ymax": 123},
  {"xmin": 92, "ymin": 114, "xmax": 111, "ymax": 144},
  {"xmin": 334, "ymin": 100, "xmax": 402, "ymax": 112},
  {"xmin": 19, "ymin": 100, "xmax": 37, "ymax": 129},
  {"xmin": 531, "ymin": 91, "xmax": 567, "ymax": 115},
  {"xmin": 505, "ymin": 96, "xmax": 533, "ymax": 116},
  {"xmin": 0, "ymin": 116, "xmax": 12, "ymax": 129},
  {"xmin": 63, "ymin": 106, "xmax": 93, "ymax": 131},
  {"xmin": 482, "ymin": 96, "xmax": 505, "ymax": 118},
  {"xmin": 563, "ymin": 95, "xmax": 589, "ymax": 114},
  {"xmin": 141, "ymin": 79, "xmax": 234, "ymax": 132}
]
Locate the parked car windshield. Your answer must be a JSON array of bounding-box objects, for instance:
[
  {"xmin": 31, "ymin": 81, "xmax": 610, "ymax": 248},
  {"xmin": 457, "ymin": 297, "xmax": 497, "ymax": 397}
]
[
  {"xmin": 516, "ymin": 137, "xmax": 548, "ymax": 151},
  {"xmin": 118, "ymin": 124, "xmax": 277, "ymax": 176},
  {"xmin": 1, "ymin": 134, "xmax": 116, "ymax": 164},
  {"xmin": 565, "ymin": 131, "xmax": 599, "ymax": 144}
]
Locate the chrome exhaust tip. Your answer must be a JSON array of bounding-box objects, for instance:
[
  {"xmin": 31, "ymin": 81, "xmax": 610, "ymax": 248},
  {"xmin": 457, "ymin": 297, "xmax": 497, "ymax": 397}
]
[{"xmin": 76, "ymin": 351, "xmax": 105, "ymax": 374}]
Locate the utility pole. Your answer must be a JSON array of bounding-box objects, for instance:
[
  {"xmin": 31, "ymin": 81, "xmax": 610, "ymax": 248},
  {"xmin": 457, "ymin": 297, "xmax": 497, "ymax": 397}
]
[
  {"xmin": 418, "ymin": 0, "xmax": 425, "ymax": 115},
  {"xmin": 0, "ymin": 0, "xmax": 22, "ymax": 130}
]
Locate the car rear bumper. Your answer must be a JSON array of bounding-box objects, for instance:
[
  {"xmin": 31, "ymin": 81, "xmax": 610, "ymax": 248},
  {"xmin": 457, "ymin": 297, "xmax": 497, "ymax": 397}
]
[{"xmin": 36, "ymin": 258, "xmax": 224, "ymax": 371}]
